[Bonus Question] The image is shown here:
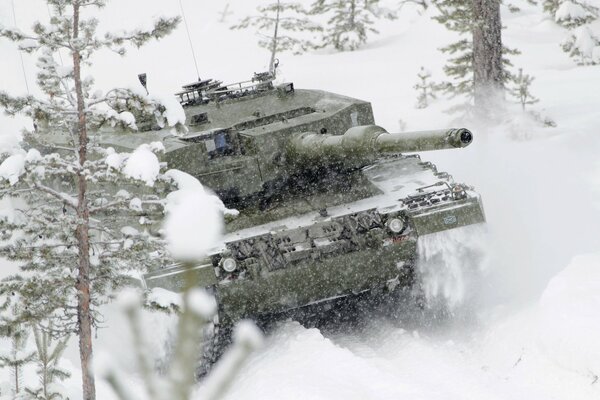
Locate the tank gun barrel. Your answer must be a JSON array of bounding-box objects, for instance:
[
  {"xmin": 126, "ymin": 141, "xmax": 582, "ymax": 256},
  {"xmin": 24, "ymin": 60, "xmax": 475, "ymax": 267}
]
[{"xmin": 289, "ymin": 125, "xmax": 473, "ymax": 164}]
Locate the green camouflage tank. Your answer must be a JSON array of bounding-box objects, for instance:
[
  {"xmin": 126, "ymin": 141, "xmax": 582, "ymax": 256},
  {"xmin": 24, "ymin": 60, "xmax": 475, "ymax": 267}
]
[
  {"xmin": 100, "ymin": 72, "xmax": 485, "ymax": 365},
  {"xmin": 113, "ymin": 72, "xmax": 486, "ymax": 321}
]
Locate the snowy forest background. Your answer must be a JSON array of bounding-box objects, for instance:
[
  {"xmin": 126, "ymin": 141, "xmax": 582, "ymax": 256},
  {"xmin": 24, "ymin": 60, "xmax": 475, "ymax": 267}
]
[{"xmin": 0, "ymin": 0, "xmax": 599, "ymax": 399}]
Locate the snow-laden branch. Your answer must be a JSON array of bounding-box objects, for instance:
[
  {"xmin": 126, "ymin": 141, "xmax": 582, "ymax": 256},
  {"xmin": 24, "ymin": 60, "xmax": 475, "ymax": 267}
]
[
  {"xmin": 88, "ymin": 199, "xmax": 128, "ymax": 214},
  {"xmin": 102, "ymin": 16, "xmax": 181, "ymax": 52},
  {"xmin": 33, "ymin": 182, "xmax": 78, "ymax": 209}
]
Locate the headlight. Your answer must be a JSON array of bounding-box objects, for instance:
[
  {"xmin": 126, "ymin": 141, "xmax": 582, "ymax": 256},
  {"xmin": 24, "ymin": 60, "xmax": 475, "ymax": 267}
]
[
  {"xmin": 222, "ymin": 257, "xmax": 237, "ymax": 273},
  {"xmin": 387, "ymin": 218, "xmax": 404, "ymax": 233}
]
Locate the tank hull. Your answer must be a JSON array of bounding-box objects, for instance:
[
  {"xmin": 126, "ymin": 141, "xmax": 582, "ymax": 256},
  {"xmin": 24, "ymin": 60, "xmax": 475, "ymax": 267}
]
[{"xmin": 144, "ymin": 155, "xmax": 485, "ymax": 324}]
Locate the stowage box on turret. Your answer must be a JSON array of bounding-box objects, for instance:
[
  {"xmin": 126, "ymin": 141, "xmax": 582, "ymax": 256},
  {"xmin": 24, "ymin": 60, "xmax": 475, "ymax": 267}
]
[{"xmin": 105, "ymin": 72, "xmax": 485, "ymax": 361}]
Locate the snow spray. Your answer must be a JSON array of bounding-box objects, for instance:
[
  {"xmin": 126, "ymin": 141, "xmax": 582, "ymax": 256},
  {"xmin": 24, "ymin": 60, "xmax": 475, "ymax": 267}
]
[{"xmin": 416, "ymin": 223, "xmax": 489, "ymax": 311}]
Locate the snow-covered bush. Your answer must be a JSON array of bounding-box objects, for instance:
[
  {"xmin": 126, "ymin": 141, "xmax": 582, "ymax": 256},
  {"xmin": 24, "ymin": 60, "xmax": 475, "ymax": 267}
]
[
  {"xmin": 100, "ymin": 180, "xmax": 256, "ymax": 400},
  {"xmin": 100, "ymin": 286, "xmax": 262, "ymax": 400}
]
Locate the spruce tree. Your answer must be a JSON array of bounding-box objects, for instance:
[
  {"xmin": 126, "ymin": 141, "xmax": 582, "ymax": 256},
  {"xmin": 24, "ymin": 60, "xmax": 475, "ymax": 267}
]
[
  {"xmin": 546, "ymin": 0, "xmax": 598, "ymax": 27},
  {"xmin": 562, "ymin": 26, "xmax": 600, "ymax": 64},
  {"xmin": 308, "ymin": 0, "xmax": 396, "ymax": 51},
  {"xmin": 433, "ymin": 0, "xmax": 519, "ymax": 115},
  {"xmin": 232, "ymin": 0, "xmax": 322, "ymax": 72},
  {"xmin": 0, "ymin": 2, "xmax": 182, "ymax": 399},
  {"xmin": 0, "ymin": 303, "xmax": 36, "ymax": 397},
  {"xmin": 26, "ymin": 322, "xmax": 71, "ymax": 400},
  {"xmin": 473, "ymin": 0, "xmax": 504, "ymax": 113},
  {"xmin": 508, "ymin": 68, "xmax": 539, "ymax": 110},
  {"xmin": 544, "ymin": 0, "xmax": 599, "ymax": 64},
  {"xmin": 414, "ymin": 66, "xmax": 437, "ymax": 108}
]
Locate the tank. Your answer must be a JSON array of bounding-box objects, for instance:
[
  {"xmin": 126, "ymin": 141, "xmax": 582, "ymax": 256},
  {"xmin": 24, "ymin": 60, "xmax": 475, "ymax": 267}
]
[{"xmin": 103, "ymin": 72, "xmax": 485, "ymax": 362}]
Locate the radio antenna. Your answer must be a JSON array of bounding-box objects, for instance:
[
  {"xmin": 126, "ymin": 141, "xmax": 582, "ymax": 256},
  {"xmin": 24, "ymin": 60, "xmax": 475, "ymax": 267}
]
[
  {"xmin": 11, "ymin": 0, "xmax": 30, "ymax": 94},
  {"xmin": 178, "ymin": 0, "xmax": 201, "ymax": 81}
]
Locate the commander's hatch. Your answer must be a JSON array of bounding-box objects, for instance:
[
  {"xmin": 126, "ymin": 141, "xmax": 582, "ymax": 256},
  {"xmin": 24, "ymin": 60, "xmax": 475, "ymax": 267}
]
[{"xmin": 180, "ymin": 128, "xmax": 241, "ymax": 159}]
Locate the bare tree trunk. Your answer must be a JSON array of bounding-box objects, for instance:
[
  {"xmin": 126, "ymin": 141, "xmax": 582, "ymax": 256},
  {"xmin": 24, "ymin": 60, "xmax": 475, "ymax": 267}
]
[
  {"xmin": 71, "ymin": 2, "xmax": 96, "ymax": 400},
  {"xmin": 269, "ymin": 0, "xmax": 281, "ymax": 74},
  {"xmin": 472, "ymin": 0, "xmax": 504, "ymax": 115}
]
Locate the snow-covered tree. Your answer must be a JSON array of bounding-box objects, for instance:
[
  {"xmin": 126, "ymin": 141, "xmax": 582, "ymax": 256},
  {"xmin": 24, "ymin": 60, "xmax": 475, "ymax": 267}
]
[
  {"xmin": 472, "ymin": 0, "xmax": 504, "ymax": 113},
  {"xmin": 432, "ymin": 0, "xmax": 519, "ymax": 115},
  {"xmin": 0, "ymin": 303, "xmax": 36, "ymax": 397},
  {"xmin": 433, "ymin": 0, "xmax": 473, "ymax": 102},
  {"xmin": 25, "ymin": 322, "xmax": 71, "ymax": 400},
  {"xmin": 561, "ymin": 23, "xmax": 600, "ymax": 64},
  {"xmin": 414, "ymin": 66, "xmax": 437, "ymax": 108},
  {"xmin": 308, "ymin": 0, "xmax": 396, "ymax": 51},
  {"xmin": 508, "ymin": 68, "xmax": 539, "ymax": 110},
  {"xmin": 101, "ymin": 285, "xmax": 262, "ymax": 400},
  {"xmin": 232, "ymin": 0, "xmax": 322, "ymax": 72},
  {"xmin": 544, "ymin": 0, "xmax": 600, "ymax": 64},
  {"xmin": 0, "ymin": 2, "xmax": 183, "ymax": 399},
  {"xmin": 546, "ymin": 0, "xmax": 598, "ymax": 27}
]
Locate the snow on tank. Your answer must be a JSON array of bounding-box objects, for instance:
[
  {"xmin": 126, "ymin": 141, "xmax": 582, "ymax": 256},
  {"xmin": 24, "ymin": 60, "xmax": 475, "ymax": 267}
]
[{"xmin": 132, "ymin": 70, "xmax": 486, "ymax": 370}]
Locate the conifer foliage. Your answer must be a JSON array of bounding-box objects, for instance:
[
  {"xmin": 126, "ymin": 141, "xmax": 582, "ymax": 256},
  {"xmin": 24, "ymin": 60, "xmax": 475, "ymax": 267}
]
[
  {"xmin": 508, "ymin": 68, "xmax": 539, "ymax": 110},
  {"xmin": 233, "ymin": 0, "xmax": 396, "ymax": 54},
  {"xmin": 414, "ymin": 66, "xmax": 437, "ymax": 108},
  {"xmin": 26, "ymin": 322, "xmax": 71, "ymax": 400},
  {"xmin": 308, "ymin": 0, "xmax": 397, "ymax": 51},
  {"xmin": 232, "ymin": 0, "xmax": 322, "ymax": 72},
  {"xmin": 433, "ymin": 0, "xmax": 476, "ymax": 101},
  {"xmin": 0, "ymin": 303, "xmax": 36, "ymax": 398},
  {"xmin": 432, "ymin": 0, "xmax": 519, "ymax": 115},
  {"xmin": 544, "ymin": 0, "xmax": 600, "ymax": 64},
  {"xmin": 0, "ymin": 1, "xmax": 183, "ymax": 399}
]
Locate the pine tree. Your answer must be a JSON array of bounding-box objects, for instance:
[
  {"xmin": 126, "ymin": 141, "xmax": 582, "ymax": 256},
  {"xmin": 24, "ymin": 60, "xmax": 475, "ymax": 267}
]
[
  {"xmin": 414, "ymin": 66, "xmax": 437, "ymax": 108},
  {"xmin": 0, "ymin": 2, "xmax": 182, "ymax": 399},
  {"xmin": 473, "ymin": 0, "xmax": 504, "ymax": 113},
  {"xmin": 433, "ymin": 0, "xmax": 473, "ymax": 104},
  {"xmin": 508, "ymin": 68, "xmax": 539, "ymax": 110},
  {"xmin": 0, "ymin": 303, "xmax": 36, "ymax": 397},
  {"xmin": 232, "ymin": 0, "xmax": 322, "ymax": 72},
  {"xmin": 546, "ymin": 0, "xmax": 598, "ymax": 28},
  {"xmin": 562, "ymin": 25, "xmax": 600, "ymax": 64},
  {"xmin": 25, "ymin": 322, "xmax": 71, "ymax": 400},
  {"xmin": 433, "ymin": 0, "xmax": 519, "ymax": 115},
  {"xmin": 308, "ymin": 0, "xmax": 396, "ymax": 51},
  {"xmin": 544, "ymin": 0, "xmax": 600, "ymax": 64}
]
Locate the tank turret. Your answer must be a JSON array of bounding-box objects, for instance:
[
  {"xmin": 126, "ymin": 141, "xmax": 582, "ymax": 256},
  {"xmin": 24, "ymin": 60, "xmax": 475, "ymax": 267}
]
[{"xmin": 160, "ymin": 122, "xmax": 473, "ymax": 204}]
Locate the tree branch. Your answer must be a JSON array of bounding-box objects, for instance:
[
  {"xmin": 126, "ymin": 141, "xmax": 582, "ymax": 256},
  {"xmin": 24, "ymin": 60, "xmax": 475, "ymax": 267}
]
[
  {"xmin": 33, "ymin": 183, "xmax": 78, "ymax": 209},
  {"xmin": 89, "ymin": 199, "xmax": 128, "ymax": 214}
]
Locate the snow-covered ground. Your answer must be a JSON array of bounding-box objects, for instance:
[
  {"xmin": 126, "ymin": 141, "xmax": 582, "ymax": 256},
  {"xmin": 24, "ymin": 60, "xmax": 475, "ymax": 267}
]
[{"xmin": 1, "ymin": 0, "xmax": 600, "ymax": 399}]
